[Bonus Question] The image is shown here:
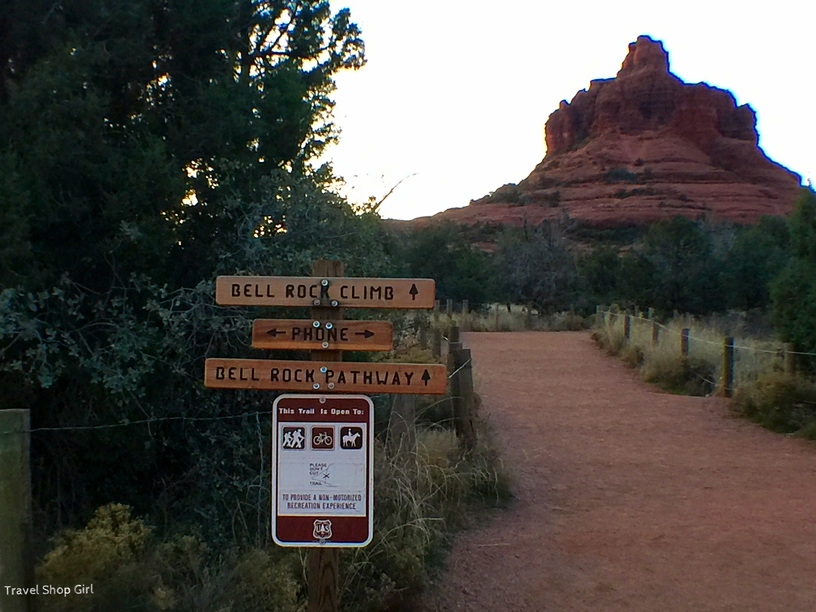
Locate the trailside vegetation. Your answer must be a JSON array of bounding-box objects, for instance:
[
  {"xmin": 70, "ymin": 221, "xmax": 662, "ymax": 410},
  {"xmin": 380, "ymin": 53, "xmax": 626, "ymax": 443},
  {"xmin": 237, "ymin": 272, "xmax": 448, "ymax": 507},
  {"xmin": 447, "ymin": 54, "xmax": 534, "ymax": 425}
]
[{"xmin": 0, "ymin": 2, "xmax": 514, "ymax": 609}]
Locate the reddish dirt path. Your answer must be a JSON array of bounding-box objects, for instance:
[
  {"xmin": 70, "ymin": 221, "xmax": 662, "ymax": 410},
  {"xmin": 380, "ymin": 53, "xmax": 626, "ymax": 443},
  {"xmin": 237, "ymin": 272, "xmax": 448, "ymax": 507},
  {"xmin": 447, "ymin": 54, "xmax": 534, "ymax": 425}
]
[{"xmin": 421, "ymin": 332, "xmax": 816, "ymax": 612}]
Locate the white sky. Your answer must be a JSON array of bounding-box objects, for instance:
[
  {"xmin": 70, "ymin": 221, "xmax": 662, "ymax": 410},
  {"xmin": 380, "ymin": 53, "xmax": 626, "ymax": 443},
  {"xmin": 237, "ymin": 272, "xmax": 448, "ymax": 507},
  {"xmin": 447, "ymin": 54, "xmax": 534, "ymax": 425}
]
[{"xmin": 322, "ymin": 1, "xmax": 815, "ymax": 221}]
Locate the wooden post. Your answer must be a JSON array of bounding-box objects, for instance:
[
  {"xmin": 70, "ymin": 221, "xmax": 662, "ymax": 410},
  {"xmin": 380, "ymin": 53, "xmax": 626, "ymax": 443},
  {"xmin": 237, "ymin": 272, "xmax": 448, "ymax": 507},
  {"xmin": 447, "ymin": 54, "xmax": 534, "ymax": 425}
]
[
  {"xmin": 647, "ymin": 307, "xmax": 655, "ymax": 320},
  {"xmin": 308, "ymin": 260, "xmax": 343, "ymax": 612},
  {"xmin": 461, "ymin": 299, "xmax": 469, "ymax": 331},
  {"xmin": 450, "ymin": 348, "xmax": 477, "ymax": 450},
  {"xmin": 433, "ymin": 299, "xmax": 440, "ymax": 312},
  {"xmin": 681, "ymin": 328, "xmax": 690, "ymax": 357},
  {"xmin": 462, "ymin": 300, "xmax": 468, "ymax": 315},
  {"xmin": 446, "ymin": 299, "xmax": 453, "ymax": 315},
  {"xmin": 651, "ymin": 321, "xmax": 659, "ymax": 346},
  {"xmin": 448, "ymin": 325, "xmax": 460, "ymax": 347},
  {"xmin": 721, "ymin": 337, "xmax": 735, "ymax": 397},
  {"xmin": 418, "ymin": 326, "xmax": 428, "ymax": 350},
  {"xmin": 0, "ymin": 409, "xmax": 33, "ymax": 612},
  {"xmin": 525, "ymin": 302, "xmax": 533, "ymax": 330},
  {"xmin": 624, "ymin": 315, "xmax": 631, "ymax": 340},
  {"xmin": 494, "ymin": 303, "xmax": 500, "ymax": 331},
  {"xmin": 431, "ymin": 328, "xmax": 442, "ymax": 358}
]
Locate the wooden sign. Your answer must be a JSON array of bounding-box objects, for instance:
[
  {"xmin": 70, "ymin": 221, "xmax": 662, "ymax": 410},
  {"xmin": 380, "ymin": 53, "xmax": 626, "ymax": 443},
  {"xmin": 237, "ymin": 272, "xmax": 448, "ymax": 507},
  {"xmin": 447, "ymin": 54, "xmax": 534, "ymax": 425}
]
[
  {"xmin": 252, "ymin": 320, "xmax": 393, "ymax": 351},
  {"xmin": 215, "ymin": 276, "xmax": 435, "ymax": 309},
  {"xmin": 272, "ymin": 395, "xmax": 374, "ymax": 548},
  {"xmin": 204, "ymin": 358, "xmax": 448, "ymax": 395}
]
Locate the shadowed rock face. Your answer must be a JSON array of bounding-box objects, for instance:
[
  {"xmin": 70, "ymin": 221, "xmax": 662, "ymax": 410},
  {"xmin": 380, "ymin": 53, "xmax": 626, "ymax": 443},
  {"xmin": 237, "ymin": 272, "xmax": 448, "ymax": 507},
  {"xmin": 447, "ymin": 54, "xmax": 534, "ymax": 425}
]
[{"xmin": 426, "ymin": 35, "xmax": 802, "ymax": 228}]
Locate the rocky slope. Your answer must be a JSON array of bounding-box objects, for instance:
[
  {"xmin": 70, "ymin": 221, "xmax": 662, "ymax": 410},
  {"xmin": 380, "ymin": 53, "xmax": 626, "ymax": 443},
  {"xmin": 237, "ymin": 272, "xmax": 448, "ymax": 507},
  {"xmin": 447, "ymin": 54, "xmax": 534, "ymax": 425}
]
[{"xmin": 423, "ymin": 35, "xmax": 802, "ymax": 227}]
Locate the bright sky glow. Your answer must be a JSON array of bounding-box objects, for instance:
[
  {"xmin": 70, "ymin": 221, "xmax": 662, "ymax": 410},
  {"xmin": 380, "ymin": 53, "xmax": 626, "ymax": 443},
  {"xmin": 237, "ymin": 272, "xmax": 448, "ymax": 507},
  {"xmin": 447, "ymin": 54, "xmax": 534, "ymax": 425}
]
[{"xmin": 323, "ymin": 1, "xmax": 815, "ymax": 221}]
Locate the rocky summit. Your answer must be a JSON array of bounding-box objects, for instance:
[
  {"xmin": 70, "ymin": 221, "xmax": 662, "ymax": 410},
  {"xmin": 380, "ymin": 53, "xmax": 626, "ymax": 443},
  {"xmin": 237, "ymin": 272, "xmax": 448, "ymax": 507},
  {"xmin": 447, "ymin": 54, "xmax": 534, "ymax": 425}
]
[{"xmin": 429, "ymin": 35, "xmax": 802, "ymax": 227}]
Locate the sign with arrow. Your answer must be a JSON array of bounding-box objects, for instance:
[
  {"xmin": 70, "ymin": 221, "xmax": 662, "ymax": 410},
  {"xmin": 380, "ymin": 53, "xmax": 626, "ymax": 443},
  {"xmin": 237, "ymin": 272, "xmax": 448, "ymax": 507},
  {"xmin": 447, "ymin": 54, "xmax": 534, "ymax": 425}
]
[
  {"xmin": 205, "ymin": 358, "xmax": 448, "ymax": 395},
  {"xmin": 215, "ymin": 276, "xmax": 435, "ymax": 309},
  {"xmin": 252, "ymin": 320, "xmax": 393, "ymax": 351}
]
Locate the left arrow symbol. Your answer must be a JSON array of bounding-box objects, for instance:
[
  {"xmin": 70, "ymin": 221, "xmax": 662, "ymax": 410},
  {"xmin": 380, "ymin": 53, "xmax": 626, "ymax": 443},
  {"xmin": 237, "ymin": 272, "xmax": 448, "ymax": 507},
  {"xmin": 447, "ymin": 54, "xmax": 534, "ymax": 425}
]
[{"xmin": 266, "ymin": 328, "xmax": 285, "ymax": 338}]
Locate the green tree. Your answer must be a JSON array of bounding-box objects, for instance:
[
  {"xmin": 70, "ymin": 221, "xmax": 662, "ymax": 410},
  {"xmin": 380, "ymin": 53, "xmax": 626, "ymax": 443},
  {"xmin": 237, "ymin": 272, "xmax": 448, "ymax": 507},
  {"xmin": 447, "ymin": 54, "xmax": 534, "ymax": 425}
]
[
  {"xmin": 578, "ymin": 245, "xmax": 622, "ymax": 306},
  {"xmin": 0, "ymin": 0, "xmax": 390, "ymax": 543},
  {"xmin": 399, "ymin": 222, "xmax": 494, "ymax": 307},
  {"xmin": 721, "ymin": 216, "xmax": 790, "ymax": 311},
  {"xmin": 493, "ymin": 220, "xmax": 579, "ymax": 312},
  {"xmin": 639, "ymin": 216, "xmax": 723, "ymax": 314},
  {"xmin": 771, "ymin": 189, "xmax": 816, "ymax": 355}
]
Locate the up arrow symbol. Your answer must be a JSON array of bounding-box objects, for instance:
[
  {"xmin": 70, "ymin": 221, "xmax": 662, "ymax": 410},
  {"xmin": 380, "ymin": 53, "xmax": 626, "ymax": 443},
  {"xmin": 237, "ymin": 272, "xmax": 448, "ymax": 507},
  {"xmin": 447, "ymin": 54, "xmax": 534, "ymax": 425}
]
[
  {"xmin": 409, "ymin": 283, "xmax": 419, "ymax": 300},
  {"xmin": 421, "ymin": 369, "xmax": 431, "ymax": 386}
]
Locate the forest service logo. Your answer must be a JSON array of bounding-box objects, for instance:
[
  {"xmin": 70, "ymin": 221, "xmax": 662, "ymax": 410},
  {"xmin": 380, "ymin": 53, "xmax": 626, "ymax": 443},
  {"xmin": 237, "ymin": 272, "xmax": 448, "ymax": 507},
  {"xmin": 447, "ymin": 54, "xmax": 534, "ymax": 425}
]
[{"xmin": 313, "ymin": 519, "xmax": 332, "ymax": 540}]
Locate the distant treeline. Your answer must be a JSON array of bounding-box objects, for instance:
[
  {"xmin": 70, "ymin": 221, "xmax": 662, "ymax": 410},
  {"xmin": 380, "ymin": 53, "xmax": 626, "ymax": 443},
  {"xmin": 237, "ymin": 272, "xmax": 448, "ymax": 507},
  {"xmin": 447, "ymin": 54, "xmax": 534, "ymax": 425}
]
[{"xmin": 391, "ymin": 189, "xmax": 816, "ymax": 353}]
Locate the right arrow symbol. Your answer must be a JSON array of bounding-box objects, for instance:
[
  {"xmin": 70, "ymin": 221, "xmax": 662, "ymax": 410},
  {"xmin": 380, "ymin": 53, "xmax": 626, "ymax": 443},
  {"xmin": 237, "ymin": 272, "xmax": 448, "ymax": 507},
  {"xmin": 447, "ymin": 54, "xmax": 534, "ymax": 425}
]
[
  {"xmin": 421, "ymin": 369, "xmax": 431, "ymax": 385},
  {"xmin": 409, "ymin": 284, "xmax": 419, "ymax": 300},
  {"xmin": 355, "ymin": 329, "xmax": 375, "ymax": 339}
]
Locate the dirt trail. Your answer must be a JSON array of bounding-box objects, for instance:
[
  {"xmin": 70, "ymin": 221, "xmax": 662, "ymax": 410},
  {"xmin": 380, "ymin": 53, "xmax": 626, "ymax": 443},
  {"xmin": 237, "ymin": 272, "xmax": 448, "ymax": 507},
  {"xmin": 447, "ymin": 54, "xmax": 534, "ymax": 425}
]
[{"xmin": 421, "ymin": 332, "xmax": 816, "ymax": 612}]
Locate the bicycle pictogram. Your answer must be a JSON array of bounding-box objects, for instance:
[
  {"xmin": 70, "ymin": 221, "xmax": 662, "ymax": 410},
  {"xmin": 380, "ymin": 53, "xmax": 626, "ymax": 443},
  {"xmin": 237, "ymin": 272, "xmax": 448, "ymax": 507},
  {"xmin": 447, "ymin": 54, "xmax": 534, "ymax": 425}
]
[
  {"xmin": 313, "ymin": 432, "xmax": 333, "ymax": 446},
  {"xmin": 311, "ymin": 426, "xmax": 334, "ymax": 450}
]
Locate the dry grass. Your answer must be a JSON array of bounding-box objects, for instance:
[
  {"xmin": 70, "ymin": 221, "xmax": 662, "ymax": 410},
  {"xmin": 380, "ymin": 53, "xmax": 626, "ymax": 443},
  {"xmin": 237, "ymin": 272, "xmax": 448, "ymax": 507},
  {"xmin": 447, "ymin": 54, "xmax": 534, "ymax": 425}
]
[{"xmin": 594, "ymin": 311, "xmax": 792, "ymax": 397}]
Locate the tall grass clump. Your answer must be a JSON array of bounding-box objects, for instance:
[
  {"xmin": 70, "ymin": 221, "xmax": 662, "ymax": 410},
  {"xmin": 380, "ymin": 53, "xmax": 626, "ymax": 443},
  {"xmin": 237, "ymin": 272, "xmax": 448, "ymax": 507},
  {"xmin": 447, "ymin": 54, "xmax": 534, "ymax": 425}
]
[
  {"xmin": 341, "ymin": 423, "xmax": 511, "ymax": 611},
  {"xmin": 733, "ymin": 371, "xmax": 816, "ymax": 437},
  {"xmin": 594, "ymin": 308, "xmax": 811, "ymax": 400}
]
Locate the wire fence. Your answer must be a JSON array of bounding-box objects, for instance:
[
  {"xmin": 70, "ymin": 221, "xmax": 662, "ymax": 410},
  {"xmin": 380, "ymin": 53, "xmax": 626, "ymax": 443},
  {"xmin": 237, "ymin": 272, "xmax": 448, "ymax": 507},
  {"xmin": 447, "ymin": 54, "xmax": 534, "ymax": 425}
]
[{"xmin": 597, "ymin": 307, "xmax": 816, "ymax": 393}]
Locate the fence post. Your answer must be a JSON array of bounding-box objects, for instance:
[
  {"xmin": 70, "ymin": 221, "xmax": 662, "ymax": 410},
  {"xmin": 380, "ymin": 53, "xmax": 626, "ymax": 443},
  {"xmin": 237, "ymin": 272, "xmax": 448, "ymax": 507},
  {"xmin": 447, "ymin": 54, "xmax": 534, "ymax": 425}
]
[
  {"xmin": 525, "ymin": 302, "xmax": 533, "ymax": 330},
  {"xmin": 431, "ymin": 328, "xmax": 442, "ymax": 358},
  {"xmin": 624, "ymin": 315, "xmax": 631, "ymax": 340},
  {"xmin": 448, "ymin": 325, "xmax": 460, "ymax": 347},
  {"xmin": 450, "ymin": 348, "xmax": 477, "ymax": 450},
  {"xmin": 651, "ymin": 321, "xmax": 659, "ymax": 346},
  {"xmin": 721, "ymin": 337, "xmax": 735, "ymax": 397},
  {"xmin": 461, "ymin": 300, "xmax": 469, "ymax": 331},
  {"xmin": 647, "ymin": 307, "xmax": 654, "ymax": 320},
  {"xmin": 434, "ymin": 299, "xmax": 440, "ymax": 313},
  {"xmin": 784, "ymin": 343, "xmax": 797, "ymax": 376},
  {"xmin": 681, "ymin": 328, "xmax": 690, "ymax": 357},
  {"xmin": 418, "ymin": 326, "xmax": 428, "ymax": 350},
  {"xmin": 446, "ymin": 299, "xmax": 453, "ymax": 316},
  {"xmin": 494, "ymin": 303, "xmax": 500, "ymax": 330},
  {"xmin": 0, "ymin": 409, "xmax": 33, "ymax": 612}
]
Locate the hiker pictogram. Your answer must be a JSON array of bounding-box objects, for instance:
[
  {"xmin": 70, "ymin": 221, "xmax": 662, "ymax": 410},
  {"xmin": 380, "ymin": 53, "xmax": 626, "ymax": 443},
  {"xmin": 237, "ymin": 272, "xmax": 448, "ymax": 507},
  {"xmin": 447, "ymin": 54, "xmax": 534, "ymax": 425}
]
[{"xmin": 281, "ymin": 427, "xmax": 305, "ymax": 450}]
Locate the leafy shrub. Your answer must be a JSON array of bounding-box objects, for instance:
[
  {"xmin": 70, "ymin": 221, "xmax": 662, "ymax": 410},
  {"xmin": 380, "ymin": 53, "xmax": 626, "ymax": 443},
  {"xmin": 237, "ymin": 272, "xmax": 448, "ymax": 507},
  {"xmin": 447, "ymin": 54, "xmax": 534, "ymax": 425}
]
[
  {"xmin": 733, "ymin": 371, "xmax": 816, "ymax": 435},
  {"xmin": 36, "ymin": 504, "xmax": 305, "ymax": 612}
]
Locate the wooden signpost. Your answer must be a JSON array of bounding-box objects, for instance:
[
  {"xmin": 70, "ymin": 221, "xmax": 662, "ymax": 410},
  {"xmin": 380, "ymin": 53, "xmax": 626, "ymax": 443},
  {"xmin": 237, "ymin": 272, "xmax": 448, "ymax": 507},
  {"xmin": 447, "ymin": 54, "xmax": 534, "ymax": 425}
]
[
  {"xmin": 205, "ymin": 359, "xmax": 447, "ymax": 395},
  {"xmin": 216, "ymin": 276, "xmax": 435, "ymax": 309},
  {"xmin": 204, "ymin": 262, "xmax": 442, "ymax": 612},
  {"xmin": 251, "ymin": 319, "xmax": 393, "ymax": 351}
]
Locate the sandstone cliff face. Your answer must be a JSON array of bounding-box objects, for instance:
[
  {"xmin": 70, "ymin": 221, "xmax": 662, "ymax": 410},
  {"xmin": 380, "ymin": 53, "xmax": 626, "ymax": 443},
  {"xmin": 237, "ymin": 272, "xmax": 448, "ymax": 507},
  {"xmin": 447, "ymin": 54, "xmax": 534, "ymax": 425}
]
[{"xmin": 434, "ymin": 35, "xmax": 802, "ymax": 227}]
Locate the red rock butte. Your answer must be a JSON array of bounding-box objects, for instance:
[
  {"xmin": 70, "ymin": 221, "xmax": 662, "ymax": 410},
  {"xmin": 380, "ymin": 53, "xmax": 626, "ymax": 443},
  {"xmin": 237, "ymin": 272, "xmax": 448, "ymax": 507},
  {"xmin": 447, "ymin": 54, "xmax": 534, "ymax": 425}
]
[{"xmin": 428, "ymin": 35, "xmax": 802, "ymax": 227}]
